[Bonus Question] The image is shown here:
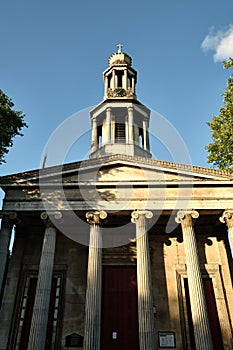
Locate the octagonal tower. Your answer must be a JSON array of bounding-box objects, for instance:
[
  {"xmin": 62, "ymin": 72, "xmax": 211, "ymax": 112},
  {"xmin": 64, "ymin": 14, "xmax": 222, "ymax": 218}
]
[{"xmin": 89, "ymin": 45, "xmax": 152, "ymax": 159}]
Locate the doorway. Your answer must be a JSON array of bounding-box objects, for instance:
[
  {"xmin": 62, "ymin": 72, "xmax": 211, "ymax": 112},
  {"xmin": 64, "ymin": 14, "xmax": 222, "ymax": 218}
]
[{"xmin": 101, "ymin": 266, "xmax": 139, "ymax": 350}]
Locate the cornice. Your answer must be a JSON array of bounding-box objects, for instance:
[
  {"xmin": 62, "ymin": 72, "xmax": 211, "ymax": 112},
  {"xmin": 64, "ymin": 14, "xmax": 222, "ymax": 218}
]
[{"xmin": 0, "ymin": 154, "xmax": 232, "ymax": 185}]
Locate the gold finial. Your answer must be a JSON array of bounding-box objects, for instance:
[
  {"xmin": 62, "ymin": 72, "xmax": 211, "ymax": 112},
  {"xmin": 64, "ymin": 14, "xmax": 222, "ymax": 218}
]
[{"xmin": 117, "ymin": 43, "xmax": 123, "ymax": 53}]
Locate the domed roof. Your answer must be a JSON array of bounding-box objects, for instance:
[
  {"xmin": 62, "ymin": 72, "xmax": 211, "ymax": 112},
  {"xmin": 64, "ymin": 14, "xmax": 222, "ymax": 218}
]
[{"xmin": 108, "ymin": 44, "xmax": 132, "ymax": 67}]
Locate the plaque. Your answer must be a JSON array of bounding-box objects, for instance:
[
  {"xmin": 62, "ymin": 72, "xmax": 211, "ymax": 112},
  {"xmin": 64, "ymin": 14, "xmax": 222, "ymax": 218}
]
[
  {"xmin": 65, "ymin": 333, "xmax": 84, "ymax": 347},
  {"xmin": 158, "ymin": 331, "xmax": 176, "ymax": 348}
]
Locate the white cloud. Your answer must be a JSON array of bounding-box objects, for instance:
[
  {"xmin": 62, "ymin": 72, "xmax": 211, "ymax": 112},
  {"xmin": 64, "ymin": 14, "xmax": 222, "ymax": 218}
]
[{"xmin": 201, "ymin": 25, "xmax": 233, "ymax": 62}]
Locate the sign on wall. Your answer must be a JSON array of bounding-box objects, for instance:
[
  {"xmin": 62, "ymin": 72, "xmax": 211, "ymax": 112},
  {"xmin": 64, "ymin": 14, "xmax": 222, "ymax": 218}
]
[
  {"xmin": 158, "ymin": 331, "xmax": 176, "ymax": 348},
  {"xmin": 65, "ymin": 333, "xmax": 84, "ymax": 347}
]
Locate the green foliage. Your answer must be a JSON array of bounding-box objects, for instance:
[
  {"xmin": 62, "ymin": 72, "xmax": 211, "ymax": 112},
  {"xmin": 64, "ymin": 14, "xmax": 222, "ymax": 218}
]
[
  {"xmin": 0, "ymin": 89, "xmax": 27, "ymax": 164},
  {"xmin": 206, "ymin": 58, "xmax": 233, "ymax": 171}
]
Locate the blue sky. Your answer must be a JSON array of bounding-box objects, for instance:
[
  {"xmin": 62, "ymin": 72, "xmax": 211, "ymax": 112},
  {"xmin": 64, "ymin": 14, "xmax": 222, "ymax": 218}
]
[{"xmin": 1, "ymin": 0, "xmax": 233, "ymax": 188}]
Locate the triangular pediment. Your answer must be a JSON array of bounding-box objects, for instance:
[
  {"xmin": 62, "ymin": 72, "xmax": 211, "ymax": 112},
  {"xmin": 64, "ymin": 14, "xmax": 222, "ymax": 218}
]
[{"xmin": 1, "ymin": 155, "xmax": 232, "ymax": 189}]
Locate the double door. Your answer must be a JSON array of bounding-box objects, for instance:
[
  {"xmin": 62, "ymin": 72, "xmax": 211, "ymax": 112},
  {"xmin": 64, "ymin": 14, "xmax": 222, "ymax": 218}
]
[{"xmin": 101, "ymin": 266, "xmax": 139, "ymax": 350}]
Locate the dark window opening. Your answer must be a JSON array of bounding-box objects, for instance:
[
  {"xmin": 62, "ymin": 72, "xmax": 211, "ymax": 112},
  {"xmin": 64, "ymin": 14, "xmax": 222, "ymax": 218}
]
[
  {"xmin": 139, "ymin": 127, "xmax": 144, "ymax": 148},
  {"xmin": 128, "ymin": 74, "xmax": 133, "ymax": 88},
  {"xmin": 116, "ymin": 70, "xmax": 124, "ymax": 88},
  {"xmin": 115, "ymin": 123, "xmax": 125, "ymax": 143},
  {"xmin": 107, "ymin": 73, "xmax": 112, "ymax": 88},
  {"xmin": 97, "ymin": 125, "xmax": 102, "ymax": 147},
  {"xmin": 146, "ymin": 131, "xmax": 150, "ymax": 149}
]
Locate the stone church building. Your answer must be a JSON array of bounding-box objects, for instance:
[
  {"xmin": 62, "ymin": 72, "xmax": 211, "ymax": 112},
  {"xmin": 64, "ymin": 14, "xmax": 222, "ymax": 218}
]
[{"xmin": 0, "ymin": 47, "xmax": 233, "ymax": 350}]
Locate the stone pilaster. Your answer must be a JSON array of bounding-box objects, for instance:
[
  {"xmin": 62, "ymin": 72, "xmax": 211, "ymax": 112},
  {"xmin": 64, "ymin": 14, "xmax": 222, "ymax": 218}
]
[
  {"xmin": 131, "ymin": 210, "xmax": 155, "ymax": 350},
  {"xmin": 106, "ymin": 108, "xmax": 111, "ymax": 144},
  {"xmin": 91, "ymin": 117, "xmax": 98, "ymax": 152},
  {"xmin": 27, "ymin": 212, "xmax": 61, "ymax": 350},
  {"xmin": 219, "ymin": 210, "xmax": 233, "ymax": 254},
  {"xmin": 0, "ymin": 212, "xmax": 17, "ymax": 299},
  {"xmin": 175, "ymin": 210, "xmax": 213, "ymax": 350},
  {"xmin": 111, "ymin": 115, "xmax": 115, "ymax": 144},
  {"xmin": 128, "ymin": 107, "xmax": 134, "ymax": 144},
  {"xmin": 84, "ymin": 210, "xmax": 107, "ymax": 350},
  {"xmin": 143, "ymin": 119, "xmax": 147, "ymax": 150}
]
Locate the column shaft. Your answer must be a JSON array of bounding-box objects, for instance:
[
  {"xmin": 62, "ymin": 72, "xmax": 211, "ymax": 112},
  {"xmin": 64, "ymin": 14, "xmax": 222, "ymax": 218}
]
[
  {"xmin": 132, "ymin": 77, "xmax": 135, "ymax": 94},
  {"xmin": 91, "ymin": 117, "xmax": 98, "ymax": 151},
  {"xmin": 128, "ymin": 107, "xmax": 134, "ymax": 144},
  {"xmin": 111, "ymin": 70, "xmax": 116, "ymax": 89},
  {"xmin": 132, "ymin": 211, "xmax": 155, "ymax": 350},
  {"xmin": 143, "ymin": 120, "xmax": 147, "ymax": 150},
  {"xmin": 27, "ymin": 218, "xmax": 57, "ymax": 350},
  {"xmin": 123, "ymin": 69, "xmax": 127, "ymax": 89},
  {"xmin": 106, "ymin": 108, "xmax": 111, "ymax": 144},
  {"xmin": 176, "ymin": 211, "xmax": 213, "ymax": 350},
  {"xmin": 111, "ymin": 116, "xmax": 115, "ymax": 144},
  {"xmin": 84, "ymin": 211, "xmax": 106, "ymax": 350},
  {"xmin": 0, "ymin": 216, "xmax": 14, "ymax": 298}
]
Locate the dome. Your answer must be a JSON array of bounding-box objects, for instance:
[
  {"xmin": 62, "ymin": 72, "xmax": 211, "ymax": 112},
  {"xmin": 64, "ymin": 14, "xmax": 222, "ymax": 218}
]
[{"xmin": 108, "ymin": 44, "xmax": 132, "ymax": 67}]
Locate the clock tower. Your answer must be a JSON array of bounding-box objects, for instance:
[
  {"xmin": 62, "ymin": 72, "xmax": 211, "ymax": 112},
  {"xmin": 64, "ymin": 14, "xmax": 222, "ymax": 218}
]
[{"xmin": 89, "ymin": 45, "xmax": 152, "ymax": 158}]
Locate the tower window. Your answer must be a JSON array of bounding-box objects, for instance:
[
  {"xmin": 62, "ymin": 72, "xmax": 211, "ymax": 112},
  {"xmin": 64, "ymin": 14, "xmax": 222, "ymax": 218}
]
[
  {"xmin": 128, "ymin": 74, "xmax": 132, "ymax": 88},
  {"xmin": 97, "ymin": 125, "xmax": 102, "ymax": 147},
  {"xmin": 107, "ymin": 73, "xmax": 112, "ymax": 88},
  {"xmin": 139, "ymin": 127, "xmax": 144, "ymax": 148},
  {"xmin": 115, "ymin": 123, "xmax": 125, "ymax": 143},
  {"xmin": 116, "ymin": 70, "xmax": 124, "ymax": 88}
]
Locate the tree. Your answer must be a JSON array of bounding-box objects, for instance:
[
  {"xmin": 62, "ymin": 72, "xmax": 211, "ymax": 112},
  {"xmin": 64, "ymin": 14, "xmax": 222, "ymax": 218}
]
[
  {"xmin": 205, "ymin": 58, "xmax": 233, "ymax": 171},
  {"xmin": 0, "ymin": 89, "xmax": 27, "ymax": 164}
]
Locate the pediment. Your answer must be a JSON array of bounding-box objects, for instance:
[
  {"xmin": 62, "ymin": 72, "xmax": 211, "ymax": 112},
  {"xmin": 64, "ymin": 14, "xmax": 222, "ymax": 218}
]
[
  {"xmin": 0, "ymin": 154, "xmax": 232, "ymax": 188},
  {"xmin": 61, "ymin": 156, "xmax": 233, "ymax": 185}
]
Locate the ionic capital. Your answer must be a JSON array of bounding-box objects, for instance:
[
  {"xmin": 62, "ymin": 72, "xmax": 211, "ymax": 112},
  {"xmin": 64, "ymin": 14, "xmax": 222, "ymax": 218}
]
[
  {"xmin": 1, "ymin": 212, "xmax": 18, "ymax": 226},
  {"xmin": 219, "ymin": 210, "xmax": 233, "ymax": 229},
  {"xmin": 86, "ymin": 211, "xmax": 107, "ymax": 225},
  {"xmin": 128, "ymin": 106, "xmax": 134, "ymax": 113},
  {"xmin": 131, "ymin": 210, "xmax": 153, "ymax": 224},
  {"xmin": 175, "ymin": 210, "xmax": 199, "ymax": 228},
  {"xmin": 40, "ymin": 211, "xmax": 62, "ymax": 227}
]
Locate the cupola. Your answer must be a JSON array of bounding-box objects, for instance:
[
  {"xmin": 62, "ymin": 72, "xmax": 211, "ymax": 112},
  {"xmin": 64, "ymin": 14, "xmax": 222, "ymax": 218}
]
[
  {"xmin": 89, "ymin": 45, "xmax": 151, "ymax": 159},
  {"xmin": 103, "ymin": 44, "xmax": 137, "ymax": 100}
]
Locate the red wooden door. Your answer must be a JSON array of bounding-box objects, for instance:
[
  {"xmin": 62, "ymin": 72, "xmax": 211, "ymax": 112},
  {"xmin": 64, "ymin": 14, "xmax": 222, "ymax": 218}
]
[
  {"xmin": 203, "ymin": 278, "xmax": 224, "ymax": 350},
  {"xmin": 101, "ymin": 266, "xmax": 139, "ymax": 350}
]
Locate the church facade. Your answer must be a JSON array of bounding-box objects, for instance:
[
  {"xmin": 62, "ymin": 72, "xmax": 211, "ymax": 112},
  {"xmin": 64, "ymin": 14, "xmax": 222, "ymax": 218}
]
[{"xmin": 0, "ymin": 48, "xmax": 233, "ymax": 350}]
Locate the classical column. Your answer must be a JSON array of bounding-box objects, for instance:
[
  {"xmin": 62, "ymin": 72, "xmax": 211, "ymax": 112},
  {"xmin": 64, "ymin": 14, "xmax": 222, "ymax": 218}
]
[
  {"xmin": 125, "ymin": 115, "xmax": 129, "ymax": 144},
  {"xmin": 128, "ymin": 107, "xmax": 134, "ymax": 144},
  {"xmin": 84, "ymin": 210, "xmax": 107, "ymax": 350},
  {"xmin": 91, "ymin": 117, "xmax": 98, "ymax": 152},
  {"xmin": 104, "ymin": 76, "xmax": 108, "ymax": 98},
  {"xmin": 131, "ymin": 210, "xmax": 155, "ymax": 350},
  {"xmin": 123, "ymin": 68, "xmax": 127, "ymax": 89},
  {"xmin": 143, "ymin": 119, "xmax": 147, "ymax": 150},
  {"xmin": 106, "ymin": 108, "xmax": 111, "ymax": 144},
  {"xmin": 27, "ymin": 212, "xmax": 61, "ymax": 350},
  {"xmin": 132, "ymin": 77, "xmax": 135, "ymax": 94},
  {"xmin": 175, "ymin": 210, "xmax": 213, "ymax": 350},
  {"xmin": 111, "ymin": 115, "xmax": 115, "ymax": 144},
  {"xmin": 112, "ymin": 69, "xmax": 116, "ymax": 89},
  {"xmin": 220, "ymin": 210, "xmax": 233, "ymax": 254},
  {"xmin": 0, "ymin": 212, "xmax": 17, "ymax": 298}
]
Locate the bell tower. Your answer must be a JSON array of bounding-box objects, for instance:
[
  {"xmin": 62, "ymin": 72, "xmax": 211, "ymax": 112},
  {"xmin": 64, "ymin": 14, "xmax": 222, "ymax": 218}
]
[{"xmin": 89, "ymin": 45, "xmax": 151, "ymax": 159}]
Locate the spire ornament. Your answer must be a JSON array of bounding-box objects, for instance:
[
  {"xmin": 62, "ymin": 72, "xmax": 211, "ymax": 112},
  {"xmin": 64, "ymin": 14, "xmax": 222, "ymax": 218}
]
[{"xmin": 117, "ymin": 43, "xmax": 123, "ymax": 53}]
